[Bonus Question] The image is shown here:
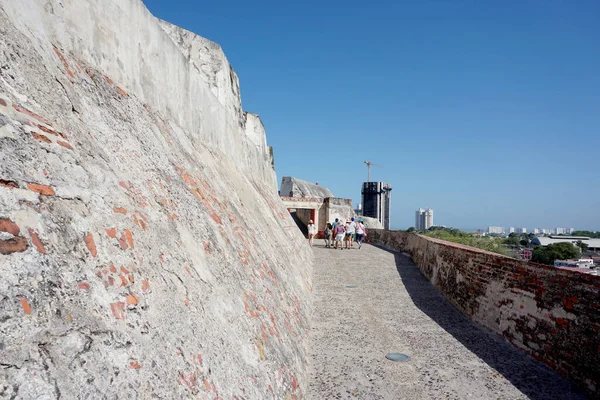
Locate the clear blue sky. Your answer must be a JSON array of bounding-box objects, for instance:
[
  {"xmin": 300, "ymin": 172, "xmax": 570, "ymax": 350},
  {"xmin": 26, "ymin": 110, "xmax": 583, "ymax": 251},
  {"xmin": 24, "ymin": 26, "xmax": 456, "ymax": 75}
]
[{"xmin": 144, "ymin": 0, "xmax": 600, "ymax": 231}]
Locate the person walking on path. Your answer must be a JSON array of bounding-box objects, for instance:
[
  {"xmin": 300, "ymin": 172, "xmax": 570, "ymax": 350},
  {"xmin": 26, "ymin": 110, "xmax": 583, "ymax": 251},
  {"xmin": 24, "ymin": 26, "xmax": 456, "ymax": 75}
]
[
  {"xmin": 349, "ymin": 217, "xmax": 357, "ymax": 247},
  {"xmin": 355, "ymin": 218, "xmax": 366, "ymax": 249},
  {"xmin": 324, "ymin": 221, "xmax": 333, "ymax": 248},
  {"xmin": 334, "ymin": 221, "xmax": 346, "ymax": 249},
  {"xmin": 308, "ymin": 219, "xmax": 316, "ymax": 246},
  {"xmin": 332, "ymin": 218, "xmax": 339, "ymax": 233},
  {"xmin": 344, "ymin": 220, "xmax": 355, "ymax": 249}
]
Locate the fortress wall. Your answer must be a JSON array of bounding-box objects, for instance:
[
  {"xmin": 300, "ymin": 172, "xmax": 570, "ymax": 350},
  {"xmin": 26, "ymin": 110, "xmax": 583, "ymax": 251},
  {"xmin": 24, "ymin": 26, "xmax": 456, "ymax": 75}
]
[
  {"xmin": 0, "ymin": 0, "xmax": 275, "ymax": 188},
  {"xmin": 370, "ymin": 230, "xmax": 600, "ymax": 396},
  {"xmin": 0, "ymin": 0, "xmax": 312, "ymax": 398},
  {"xmin": 280, "ymin": 177, "xmax": 334, "ymax": 199}
]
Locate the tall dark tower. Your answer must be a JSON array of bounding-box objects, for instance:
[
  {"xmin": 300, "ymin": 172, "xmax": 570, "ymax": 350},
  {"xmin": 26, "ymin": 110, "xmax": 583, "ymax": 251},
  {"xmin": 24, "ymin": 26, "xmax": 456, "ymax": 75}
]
[{"xmin": 361, "ymin": 182, "xmax": 392, "ymax": 229}]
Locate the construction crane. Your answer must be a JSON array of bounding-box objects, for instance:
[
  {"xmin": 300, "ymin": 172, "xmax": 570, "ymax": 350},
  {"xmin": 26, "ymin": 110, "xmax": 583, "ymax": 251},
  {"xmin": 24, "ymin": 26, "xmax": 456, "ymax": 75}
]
[{"xmin": 364, "ymin": 161, "xmax": 383, "ymax": 182}]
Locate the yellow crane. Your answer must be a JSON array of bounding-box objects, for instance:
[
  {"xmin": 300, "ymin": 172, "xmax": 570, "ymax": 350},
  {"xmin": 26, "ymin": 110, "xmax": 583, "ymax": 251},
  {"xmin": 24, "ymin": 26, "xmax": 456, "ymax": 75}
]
[{"xmin": 364, "ymin": 161, "xmax": 383, "ymax": 182}]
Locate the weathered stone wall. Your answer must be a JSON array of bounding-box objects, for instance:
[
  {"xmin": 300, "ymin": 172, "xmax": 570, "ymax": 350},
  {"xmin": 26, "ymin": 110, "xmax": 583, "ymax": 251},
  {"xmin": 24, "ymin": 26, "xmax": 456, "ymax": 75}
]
[
  {"xmin": 370, "ymin": 230, "xmax": 600, "ymax": 396},
  {"xmin": 0, "ymin": 0, "xmax": 312, "ymax": 398},
  {"xmin": 323, "ymin": 198, "xmax": 355, "ymax": 228},
  {"xmin": 360, "ymin": 216, "xmax": 383, "ymax": 230},
  {"xmin": 280, "ymin": 177, "xmax": 333, "ymax": 199}
]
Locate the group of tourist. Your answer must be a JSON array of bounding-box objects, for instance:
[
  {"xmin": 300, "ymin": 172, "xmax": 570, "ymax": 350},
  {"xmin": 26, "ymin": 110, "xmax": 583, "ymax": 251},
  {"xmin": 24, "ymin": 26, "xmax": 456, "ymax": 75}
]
[{"xmin": 307, "ymin": 217, "xmax": 367, "ymax": 249}]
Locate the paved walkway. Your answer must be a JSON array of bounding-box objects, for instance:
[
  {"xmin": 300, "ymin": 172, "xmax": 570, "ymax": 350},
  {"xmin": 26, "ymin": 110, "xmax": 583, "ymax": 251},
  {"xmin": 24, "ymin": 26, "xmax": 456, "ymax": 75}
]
[{"xmin": 307, "ymin": 243, "xmax": 586, "ymax": 400}]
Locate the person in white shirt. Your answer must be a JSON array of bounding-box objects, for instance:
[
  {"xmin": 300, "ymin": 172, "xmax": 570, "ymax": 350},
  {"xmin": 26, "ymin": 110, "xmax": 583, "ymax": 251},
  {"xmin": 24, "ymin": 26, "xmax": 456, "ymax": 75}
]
[
  {"xmin": 355, "ymin": 218, "xmax": 366, "ymax": 249},
  {"xmin": 344, "ymin": 219, "xmax": 355, "ymax": 249},
  {"xmin": 307, "ymin": 219, "xmax": 316, "ymax": 246}
]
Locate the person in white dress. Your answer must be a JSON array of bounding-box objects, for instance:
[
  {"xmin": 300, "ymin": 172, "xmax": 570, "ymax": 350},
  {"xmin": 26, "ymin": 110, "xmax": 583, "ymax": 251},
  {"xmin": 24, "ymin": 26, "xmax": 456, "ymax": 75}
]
[{"xmin": 307, "ymin": 219, "xmax": 316, "ymax": 246}]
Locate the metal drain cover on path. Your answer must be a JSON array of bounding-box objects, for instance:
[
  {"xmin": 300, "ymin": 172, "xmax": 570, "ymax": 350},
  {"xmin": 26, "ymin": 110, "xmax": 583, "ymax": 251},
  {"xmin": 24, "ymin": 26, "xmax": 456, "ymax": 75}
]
[
  {"xmin": 386, "ymin": 353, "xmax": 410, "ymax": 362},
  {"xmin": 346, "ymin": 285, "xmax": 358, "ymax": 288}
]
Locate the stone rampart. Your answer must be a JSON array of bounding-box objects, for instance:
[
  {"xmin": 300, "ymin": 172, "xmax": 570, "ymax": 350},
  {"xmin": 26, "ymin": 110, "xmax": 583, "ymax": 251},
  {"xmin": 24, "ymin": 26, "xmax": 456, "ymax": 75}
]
[
  {"xmin": 0, "ymin": 0, "xmax": 312, "ymax": 398},
  {"xmin": 280, "ymin": 177, "xmax": 334, "ymax": 199},
  {"xmin": 369, "ymin": 230, "xmax": 600, "ymax": 396}
]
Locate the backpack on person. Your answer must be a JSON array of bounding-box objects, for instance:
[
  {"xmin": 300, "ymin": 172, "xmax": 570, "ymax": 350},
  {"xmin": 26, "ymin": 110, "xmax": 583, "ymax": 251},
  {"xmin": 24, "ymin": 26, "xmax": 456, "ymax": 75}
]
[{"xmin": 324, "ymin": 225, "xmax": 331, "ymax": 236}]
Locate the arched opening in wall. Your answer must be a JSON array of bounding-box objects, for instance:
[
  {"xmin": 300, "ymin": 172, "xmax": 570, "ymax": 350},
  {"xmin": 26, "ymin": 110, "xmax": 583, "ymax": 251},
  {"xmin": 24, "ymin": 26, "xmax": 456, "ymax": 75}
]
[{"xmin": 287, "ymin": 208, "xmax": 316, "ymax": 238}]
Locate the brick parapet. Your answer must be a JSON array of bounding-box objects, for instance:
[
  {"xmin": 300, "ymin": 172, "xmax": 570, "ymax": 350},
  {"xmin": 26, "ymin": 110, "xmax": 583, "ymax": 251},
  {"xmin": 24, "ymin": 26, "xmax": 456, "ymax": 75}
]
[{"xmin": 369, "ymin": 230, "xmax": 600, "ymax": 396}]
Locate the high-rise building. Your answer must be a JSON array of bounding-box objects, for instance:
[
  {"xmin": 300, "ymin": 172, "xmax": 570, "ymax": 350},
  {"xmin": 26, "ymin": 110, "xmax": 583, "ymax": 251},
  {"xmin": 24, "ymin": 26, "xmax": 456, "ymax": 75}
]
[
  {"xmin": 556, "ymin": 227, "xmax": 566, "ymax": 235},
  {"xmin": 425, "ymin": 208, "xmax": 433, "ymax": 230},
  {"xmin": 567, "ymin": 228, "xmax": 575, "ymax": 235},
  {"xmin": 415, "ymin": 208, "xmax": 434, "ymax": 230},
  {"xmin": 509, "ymin": 227, "xmax": 515, "ymax": 233},
  {"xmin": 487, "ymin": 226, "xmax": 504, "ymax": 234},
  {"xmin": 533, "ymin": 228, "xmax": 540, "ymax": 234},
  {"xmin": 361, "ymin": 182, "xmax": 392, "ymax": 229},
  {"xmin": 517, "ymin": 227, "xmax": 527, "ymax": 234}
]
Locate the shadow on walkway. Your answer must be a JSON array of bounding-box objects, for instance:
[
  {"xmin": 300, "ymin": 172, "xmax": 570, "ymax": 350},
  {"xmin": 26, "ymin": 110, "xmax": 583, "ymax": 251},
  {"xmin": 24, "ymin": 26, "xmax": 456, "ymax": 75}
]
[{"xmin": 379, "ymin": 246, "xmax": 587, "ymax": 400}]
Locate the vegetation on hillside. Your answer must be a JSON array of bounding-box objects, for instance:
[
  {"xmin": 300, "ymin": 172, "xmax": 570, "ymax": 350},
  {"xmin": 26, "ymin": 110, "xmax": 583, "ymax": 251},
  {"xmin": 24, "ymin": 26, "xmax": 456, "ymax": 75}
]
[
  {"xmin": 411, "ymin": 226, "xmax": 511, "ymax": 256},
  {"xmin": 568, "ymin": 231, "xmax": 600, "ymax": 238},
  {"xmin": 502, "ymin": 232, "xmax": 535, "ymax": 247},
  {"xmin": 531, "ymin": 242, "xmax": 580, "ymax": 265}
]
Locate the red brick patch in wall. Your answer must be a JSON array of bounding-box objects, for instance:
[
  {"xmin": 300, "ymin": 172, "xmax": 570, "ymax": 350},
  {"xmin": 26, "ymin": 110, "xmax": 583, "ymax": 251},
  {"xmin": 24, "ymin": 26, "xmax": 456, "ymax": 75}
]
[
  {"xmin": 37, "ymin": 124, "xmax": 59, "ymax": 136},
  {"xmin": 32, "ymin": 132, "xmax": 51, "ymax": 143},
  {"xmin": 28, "ymin": 228, "xmax": 46, "ymax": 254},
  {"xmin": 12, "ymin": 104, "xmax": 52, "ymax": 126},
  {"xmin": 0, "ymin": 237, "xmax": 28, "ymax": 254},
  {"xmin": 57, "ymin": 140, "xmax": 73, "ymax": 150},
  {"xmin": 84, "ymin": 232, "xmax": 97, "ymax": 257},
  {"xmin": 0, "ymin": 218, "xmax": 20, "ymax": 236},
  {"xmin": 129, "ymin": 361, "xmax": 141, "ymax": 369},
  {"xmin": 141, "ymin": 280, "xmax": 150, "ymax": 293},
  {"xmin": 124, "ymin": 229, "xmax": 134, "ymax": 249},
  {"xmin": 126, "ymin": 294, "xmax": 139, "ymax": 305},
  {"xmin": 105, "ymin": 227, "xmax": 117, "ymax": 238},
  {"xmin": 78, "ymin": 282, "xmax": 91, "ymax": 290},
  {"xmin": 113, "ymin": 207, "xmax": 127, "ymax": 215},
  {"xmin": 110, "ymin": 302, "xmax": 125, "ymax": 320},
  {"xmin": 26, "ymin": 182, "xmax": 55, "ymax": 196},
  {"xmin": 20, "ymin": 298, "xmax": 32, "ymax": 315},
  {"xmin": 52, "ymin": 47, "xmax": 75, "ymax": 79},
  {"xmin": 118, "ymin": 233, "xmax": 128, "ymax": 250},
  {"xmin": 116, "ymin": 87, "xmax": 128, "ymax": 97}
]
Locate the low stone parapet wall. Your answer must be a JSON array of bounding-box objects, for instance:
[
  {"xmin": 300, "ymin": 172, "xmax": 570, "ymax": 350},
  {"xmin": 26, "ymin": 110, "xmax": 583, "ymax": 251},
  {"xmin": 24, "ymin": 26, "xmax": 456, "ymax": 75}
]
[{"xmin": 369, "ymin": 230, "xmax": 600, "ymax": 396}]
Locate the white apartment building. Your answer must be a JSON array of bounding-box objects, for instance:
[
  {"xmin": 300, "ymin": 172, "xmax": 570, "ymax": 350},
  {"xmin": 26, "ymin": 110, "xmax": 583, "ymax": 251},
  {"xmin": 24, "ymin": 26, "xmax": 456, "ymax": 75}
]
[
  {"xmin": 509, "ymin": 227, "xmax": 515, "ymax": 233},
  {"xmin": 517, "ymin": 227, "xmax": 527, "ymax": 234},
  {"xmin": 533, "ymin": 228, "xmax": 540, "ymax": 234},
  {"xmin": 415, "ymin": 208, "xmax": 434, "ymax": 230},
  {"xmin": 487, "ymin": 226, "xmax": 504, "ymax": 234},
  {"xmin": 556, "ymin": 227, "xmax": 566, "ymax": 235}
]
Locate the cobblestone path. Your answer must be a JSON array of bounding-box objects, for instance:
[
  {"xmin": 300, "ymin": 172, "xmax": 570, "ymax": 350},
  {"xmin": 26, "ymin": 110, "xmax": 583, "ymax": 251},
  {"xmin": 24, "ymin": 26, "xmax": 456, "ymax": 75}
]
[{"xmin": 307, "ymin": 243, "xmax": 585, "ymax": 400}]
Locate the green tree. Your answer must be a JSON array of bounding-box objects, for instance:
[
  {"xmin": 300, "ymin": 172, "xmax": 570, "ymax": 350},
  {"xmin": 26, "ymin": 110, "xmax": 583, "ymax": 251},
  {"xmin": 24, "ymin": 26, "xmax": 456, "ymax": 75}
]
[
  {"xmin": 575, "ymin": 240, "xmax": 589, "ymax": 253},
  {"xmin": 519, "ymin": 239, "xmax": 529, "ymax": 247},
  {"xmin": 407, "ymin": 227, "xmax": 415, "ymax": 232},
  {"xmin": 531, "ymin": 242, "xmax": 579, "ymax": 265},
  {"xmin": 503, "ymin": 236, "xmax": 520, "ymax": 246}
]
